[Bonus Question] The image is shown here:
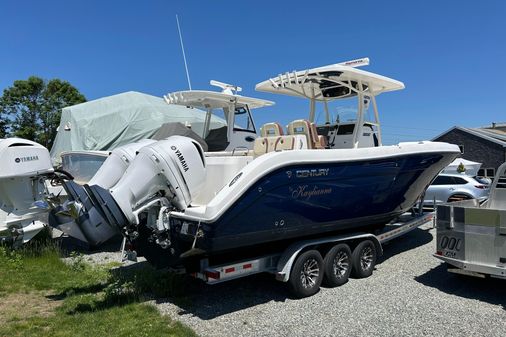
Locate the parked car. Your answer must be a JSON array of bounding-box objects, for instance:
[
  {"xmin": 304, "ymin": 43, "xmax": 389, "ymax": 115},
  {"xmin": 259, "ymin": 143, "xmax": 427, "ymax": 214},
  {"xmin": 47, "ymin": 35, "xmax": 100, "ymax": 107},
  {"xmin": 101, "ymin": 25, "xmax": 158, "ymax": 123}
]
[{"xmin": 423, "ymin": 173, "xmax": 490, "ymax": 207}]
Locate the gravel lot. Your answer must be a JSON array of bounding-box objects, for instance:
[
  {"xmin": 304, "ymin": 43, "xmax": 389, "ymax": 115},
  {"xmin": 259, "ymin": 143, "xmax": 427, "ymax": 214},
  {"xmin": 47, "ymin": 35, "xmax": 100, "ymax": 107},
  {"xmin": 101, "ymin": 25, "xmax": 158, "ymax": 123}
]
[
  {"xmin": 156, "ymin": 222, "xmax": 506, "ymax": 337},
  {"xmin": 83, "ymin": 223, "xmax": 506, "ymax": 337}
]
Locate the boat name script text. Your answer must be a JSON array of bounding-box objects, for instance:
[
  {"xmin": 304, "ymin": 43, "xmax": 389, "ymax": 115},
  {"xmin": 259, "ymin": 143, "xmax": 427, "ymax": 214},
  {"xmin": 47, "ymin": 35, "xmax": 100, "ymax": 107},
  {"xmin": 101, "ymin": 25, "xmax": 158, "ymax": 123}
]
[
  {"xmin": 295, "ymin": 168, "xmax": 329, "ymax": 178},
  {"xmin": 291, "ymin": 185, "xmax": 332, "ymax": 200}
]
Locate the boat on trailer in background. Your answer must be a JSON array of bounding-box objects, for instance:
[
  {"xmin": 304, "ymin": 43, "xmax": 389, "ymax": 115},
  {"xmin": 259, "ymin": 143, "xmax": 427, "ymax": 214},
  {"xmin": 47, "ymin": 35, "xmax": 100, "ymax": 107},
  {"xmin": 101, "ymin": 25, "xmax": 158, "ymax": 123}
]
[{"xmin": 53, "ymin": 58, "xmax": 460, "ymax": 297}]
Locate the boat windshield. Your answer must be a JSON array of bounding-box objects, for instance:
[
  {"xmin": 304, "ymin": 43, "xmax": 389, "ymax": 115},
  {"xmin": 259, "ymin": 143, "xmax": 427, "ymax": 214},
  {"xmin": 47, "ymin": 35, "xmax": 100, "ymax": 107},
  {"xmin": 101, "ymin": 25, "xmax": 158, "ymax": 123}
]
[
  {"xmin": 61, "ymin": 152, "xmax": 108, "ymax": 184},
  {"xmin": 314, "ymin": 96, "xmax": 375, "ymax": 126},
  {"xmin": 204, "ymin": 105, "xmax": 256, "ymax": 137},
  {"xmin": 233, "ymin": 106, "xmax": 256, "ymax": 133}
]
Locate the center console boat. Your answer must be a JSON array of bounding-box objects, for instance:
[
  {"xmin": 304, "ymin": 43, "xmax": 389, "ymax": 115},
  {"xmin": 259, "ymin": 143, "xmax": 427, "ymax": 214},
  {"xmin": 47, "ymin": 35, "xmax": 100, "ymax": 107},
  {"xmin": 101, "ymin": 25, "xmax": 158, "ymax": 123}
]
[{"xmin": 54, "ymin": 58, "xmax": 460, "ymax": 267}]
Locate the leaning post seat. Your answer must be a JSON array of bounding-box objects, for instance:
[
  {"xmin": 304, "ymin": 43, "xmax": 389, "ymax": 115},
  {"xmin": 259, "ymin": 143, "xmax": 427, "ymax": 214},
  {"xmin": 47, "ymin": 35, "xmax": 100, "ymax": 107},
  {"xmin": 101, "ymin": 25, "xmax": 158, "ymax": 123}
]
[
  {"xmin": 287, "ymin": 119, "xmax": 314, "ymax": 149},
  {"xmin": 318, "ymin": 134, "xmax": 327, "ymax": 148},
  {"xmin": 253, "ymin": 137, "xmax": 268, "ymax": 156},
  {"xmin": 260, "ymin": 122, "xmax": 284, "ymax": 137},
  {"xmin": 309, "ymin": 123, "xmax": 327, "ymax": 149},
  {"xmin": 252, "ymin": 134, "xmax": 308, "ymax": 156},
  {"xmin": 274, "ymin": 135, "xmax": 308, "ymax": 151}
]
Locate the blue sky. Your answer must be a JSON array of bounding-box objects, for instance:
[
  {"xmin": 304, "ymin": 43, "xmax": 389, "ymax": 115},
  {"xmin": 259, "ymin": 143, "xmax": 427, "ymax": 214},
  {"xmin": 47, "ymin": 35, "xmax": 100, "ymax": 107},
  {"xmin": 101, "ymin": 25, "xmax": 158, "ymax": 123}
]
[{"xmin": 1, "ymin": 0, "xmax": 505, "ymax": 144}]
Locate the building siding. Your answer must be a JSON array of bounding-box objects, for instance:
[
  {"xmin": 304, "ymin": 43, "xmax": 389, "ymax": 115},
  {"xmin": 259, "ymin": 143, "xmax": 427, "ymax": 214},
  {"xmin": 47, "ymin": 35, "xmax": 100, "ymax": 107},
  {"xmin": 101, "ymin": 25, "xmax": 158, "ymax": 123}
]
[{"xmin": 434, "ymin": 128, "xmax": 505, "ymax": 172}]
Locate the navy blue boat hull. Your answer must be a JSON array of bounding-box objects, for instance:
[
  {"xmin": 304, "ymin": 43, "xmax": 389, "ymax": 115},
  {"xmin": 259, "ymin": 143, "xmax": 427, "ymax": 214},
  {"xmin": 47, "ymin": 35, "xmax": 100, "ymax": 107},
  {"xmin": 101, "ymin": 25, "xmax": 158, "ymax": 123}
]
[{"xmin": 184, "ymin": 151, "xmax": 454, "ymax": 254}]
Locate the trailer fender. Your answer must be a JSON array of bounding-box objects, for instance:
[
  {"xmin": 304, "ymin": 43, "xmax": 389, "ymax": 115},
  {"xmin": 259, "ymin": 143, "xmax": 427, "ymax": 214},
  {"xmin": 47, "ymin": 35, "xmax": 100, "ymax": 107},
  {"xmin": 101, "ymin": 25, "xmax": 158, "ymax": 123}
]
[{"xmin": 275, "ymin": 233, "xmax": 381, "ymax": 282}]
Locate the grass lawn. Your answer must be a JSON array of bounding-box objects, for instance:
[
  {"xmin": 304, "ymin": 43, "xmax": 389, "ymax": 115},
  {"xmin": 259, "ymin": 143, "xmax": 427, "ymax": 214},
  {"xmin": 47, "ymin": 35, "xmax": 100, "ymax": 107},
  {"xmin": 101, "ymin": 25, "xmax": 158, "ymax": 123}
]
[{"xmin": 0, "ymin": 239, "xmax": 197, "ymax": 337}]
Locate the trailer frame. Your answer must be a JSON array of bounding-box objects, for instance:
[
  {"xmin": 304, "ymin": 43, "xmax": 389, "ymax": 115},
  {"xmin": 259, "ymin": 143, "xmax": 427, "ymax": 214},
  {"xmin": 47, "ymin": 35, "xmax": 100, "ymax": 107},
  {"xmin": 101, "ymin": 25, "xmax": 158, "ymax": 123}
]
[{"xmin": 189, "ymin": 212, "xmax": 434, "ymax": 292}]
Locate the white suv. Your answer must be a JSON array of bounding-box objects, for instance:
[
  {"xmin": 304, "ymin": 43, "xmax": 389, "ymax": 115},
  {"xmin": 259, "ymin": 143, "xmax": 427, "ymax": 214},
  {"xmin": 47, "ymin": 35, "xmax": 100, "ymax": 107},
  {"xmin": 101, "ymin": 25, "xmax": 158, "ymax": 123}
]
[{"xmin": 423, "ymin": 174, "xmax": 490, "ymax": 206}]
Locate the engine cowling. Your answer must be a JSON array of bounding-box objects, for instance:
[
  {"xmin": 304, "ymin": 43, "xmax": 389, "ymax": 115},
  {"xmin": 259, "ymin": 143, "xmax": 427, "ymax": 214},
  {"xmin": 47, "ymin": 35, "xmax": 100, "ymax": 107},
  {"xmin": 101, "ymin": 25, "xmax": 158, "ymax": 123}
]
[
  {"xmin": 0, "ymin": 138, "xmax": 53, "ymax": 244},
  {"xmin": 0, "ymin": 138, "xmax": 53, "ymax": 212},
  {"xmin": 88, "ymin": 139, "xmax": 156, "ymax": 188},
  {"xmin": 52, "ymin": 139, "xmax": 157, "ymax": 246},
  {"xmin": 109, "ymin": 136, "xmax": 206, "ymax": 224},
  {"xmin": 54, "ymin": 136, "xmax": 206, "ymax": 248},
  {"xmin": 0, "ymin": 138, "xmax": 53, "ymax": 179}
]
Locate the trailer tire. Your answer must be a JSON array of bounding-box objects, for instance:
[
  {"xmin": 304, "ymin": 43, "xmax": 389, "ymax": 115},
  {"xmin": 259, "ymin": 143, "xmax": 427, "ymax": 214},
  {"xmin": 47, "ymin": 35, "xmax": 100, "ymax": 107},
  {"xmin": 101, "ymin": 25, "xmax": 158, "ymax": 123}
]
[
  {"xmin": 288, "ymin": 250, "xmax": 323, "ymax": 298},
  {"xmin": 323, "ymin": 244, "xmax": 352, "ymax": 287},
  {"xmin": 351, "ymin": 240, "xmax": 377, "ymax": 278}
]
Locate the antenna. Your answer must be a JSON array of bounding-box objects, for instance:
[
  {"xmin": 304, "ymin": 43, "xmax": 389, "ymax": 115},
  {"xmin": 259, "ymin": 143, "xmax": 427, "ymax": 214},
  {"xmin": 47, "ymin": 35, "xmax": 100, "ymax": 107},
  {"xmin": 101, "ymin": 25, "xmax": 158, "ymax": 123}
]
[
  {"xmin": 337, "ymin": 57, "xmax": 370, "ymax": 68},
  {"xmin": 176, "ymin": 15, "xmax": 192, "ymax": 90},
  {"xmin": 210, "ymin": 80, "xmax": 242, "ymax": 95}
]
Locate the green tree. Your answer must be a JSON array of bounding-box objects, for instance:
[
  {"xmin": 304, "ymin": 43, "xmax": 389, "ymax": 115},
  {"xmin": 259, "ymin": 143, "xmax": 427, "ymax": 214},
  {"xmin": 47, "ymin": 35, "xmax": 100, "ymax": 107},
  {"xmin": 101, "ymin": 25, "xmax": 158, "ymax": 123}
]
[
  {"xmin": 0, "ymin": 114, "xmax": 7, "ymax": 138},
  {"xmin": 0, "ymin": 76, "xmax": 86, "ymax": 148}
]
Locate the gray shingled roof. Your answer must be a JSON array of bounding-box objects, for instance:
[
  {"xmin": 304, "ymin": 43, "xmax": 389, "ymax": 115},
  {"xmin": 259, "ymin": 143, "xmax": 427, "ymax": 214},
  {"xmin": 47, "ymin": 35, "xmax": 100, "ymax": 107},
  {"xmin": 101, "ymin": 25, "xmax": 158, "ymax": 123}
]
[
  {"xmin": 471, "ymin": 127, "xmax": 506, "ymax": 142},
  {"xmin": 433, "ymin": 126, "xmax": 506, "ymax": 147}
]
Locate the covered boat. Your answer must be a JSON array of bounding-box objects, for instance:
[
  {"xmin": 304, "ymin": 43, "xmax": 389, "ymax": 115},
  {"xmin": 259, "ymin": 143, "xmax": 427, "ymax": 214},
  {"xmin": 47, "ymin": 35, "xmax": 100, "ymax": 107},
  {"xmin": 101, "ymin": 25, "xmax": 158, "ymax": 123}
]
[{"xmin": 50, "ymin": 91, "xmax": 226, "ymax": 165}]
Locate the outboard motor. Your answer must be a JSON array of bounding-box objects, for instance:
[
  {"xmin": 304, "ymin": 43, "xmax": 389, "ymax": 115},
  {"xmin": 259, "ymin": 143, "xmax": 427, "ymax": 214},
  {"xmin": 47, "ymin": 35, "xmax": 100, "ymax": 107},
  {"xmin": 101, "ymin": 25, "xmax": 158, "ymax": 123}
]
[
  {"xmin": 88, "ymin": 139, "xmax": 156, "ymax": 188},
  {"xmin": 0, "ymin": 138, "xmax": 54, "ymax": 245},
  {"xmin": 52, "ymin": 139, "xmax": 156, "ymax": 246},
  {"xmin": 107, "ymin": 136, "xmax": 206, "ymax": 223},
  {"xmin": 61, "ymin": 136, "xmax": 206, "ymax": 250}
]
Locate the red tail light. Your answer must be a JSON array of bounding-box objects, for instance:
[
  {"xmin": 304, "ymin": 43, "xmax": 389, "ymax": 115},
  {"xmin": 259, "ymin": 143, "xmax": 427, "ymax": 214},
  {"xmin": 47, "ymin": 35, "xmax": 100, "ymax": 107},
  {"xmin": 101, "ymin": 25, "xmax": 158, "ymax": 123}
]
[{"xmin": 205, "ymin": 270, "xmax": 220, "ymax": 280}]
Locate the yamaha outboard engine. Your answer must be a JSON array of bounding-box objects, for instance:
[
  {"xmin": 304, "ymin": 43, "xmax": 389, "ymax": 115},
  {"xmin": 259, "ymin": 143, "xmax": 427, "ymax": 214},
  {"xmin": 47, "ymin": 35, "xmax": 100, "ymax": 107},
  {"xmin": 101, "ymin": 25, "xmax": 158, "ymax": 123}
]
[
  {"xmin": 107, "ymin": 136, "xmax": 206, "ymax": 223},
  {"xmin": 61, "ymin": 136, "xmax": 206, "ymax": 253},
  {"xmin": 89, "ymin": 139, "xmax": 156, "ymax": 188},
  {"xmin": 52, "ymin": 139, "xmax": 157, "ymax": 246},
  {"xmin": 0, "ymin": 138, "xmax": 54, "ymax": 245}
]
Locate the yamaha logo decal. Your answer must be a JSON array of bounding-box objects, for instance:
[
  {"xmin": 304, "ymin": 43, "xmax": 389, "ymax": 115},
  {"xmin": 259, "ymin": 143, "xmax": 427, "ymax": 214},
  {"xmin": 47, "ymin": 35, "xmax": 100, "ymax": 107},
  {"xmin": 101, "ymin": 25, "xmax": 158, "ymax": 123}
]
[
  {"xmin": 14, "ymin": 156, "xmax": 39, "ymax": 163},
  {"xmin": 171, "ymin": 145, "xmax": 189, "ymax": 172}
]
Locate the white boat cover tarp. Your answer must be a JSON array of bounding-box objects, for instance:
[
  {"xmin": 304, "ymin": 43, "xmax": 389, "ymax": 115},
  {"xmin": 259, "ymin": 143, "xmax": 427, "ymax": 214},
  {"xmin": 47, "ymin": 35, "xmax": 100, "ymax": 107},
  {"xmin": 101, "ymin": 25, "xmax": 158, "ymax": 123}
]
[
  {"xmin": 50, "ymin": 91, "xmax": 224, "ymax": 164},
  {"xmin": 442, "ymin": 158, "xmax": 482, "ymax": 176}
]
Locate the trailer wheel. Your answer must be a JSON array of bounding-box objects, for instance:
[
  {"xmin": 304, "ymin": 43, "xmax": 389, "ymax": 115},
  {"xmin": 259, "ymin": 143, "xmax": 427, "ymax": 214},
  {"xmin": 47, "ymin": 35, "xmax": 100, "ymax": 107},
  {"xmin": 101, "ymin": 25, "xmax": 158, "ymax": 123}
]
[
  {"xmin": 288, "ymin": 250, "xmax": 323, "ymax": 298},
  {"xmin": 323, "ymin": 244, "xmax": 352, "ymax": 287},
  {"xmin": 351, "ymin": 240, "xmax": 377, "ymax": 278}
]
